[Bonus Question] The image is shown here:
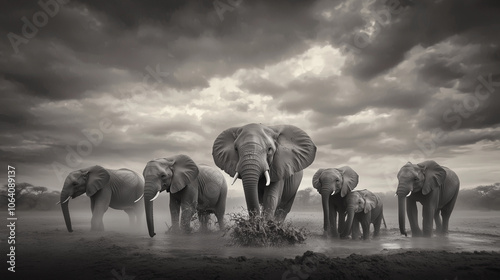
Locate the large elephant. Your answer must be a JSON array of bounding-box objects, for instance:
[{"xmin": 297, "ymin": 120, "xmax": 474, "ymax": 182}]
[
  {"xmin": 58, "ymin": 165, "xmax": 144, "ymax": 232},
  {"xmin": 312, "ymin": 166, "xmax": 359, "ymax": 237},
  {"xmin": 213, "ymin": 123, "xmax": 316, "ymax": 220},
  {"xmin": 396, "ymin": 160, "xmax": 460, "ymax": 237},
  {"xmin": 343, "ymin": 189, "xmax": 386, "ymax": 240},
  {"xmin": 143, "ymin": 154, "xmax": 227, "ymax": 238}
]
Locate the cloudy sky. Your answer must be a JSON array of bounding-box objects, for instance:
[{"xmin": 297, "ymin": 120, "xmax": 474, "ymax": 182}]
[{"xmin": 1, "ymin": 0, "xmax": 499, "ymax": 197}]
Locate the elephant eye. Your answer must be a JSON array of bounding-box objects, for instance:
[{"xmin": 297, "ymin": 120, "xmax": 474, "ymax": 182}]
[
  {"xmin": 414, "ymin": 177, "xmax": 418, "ymax": 181},
  {"xmin": 161, "ymin": 174, "xmax": 167, "ymax": 179},
  {"xmin": 267, "ymin": 147, "xmax": 273, "ymax": 154}
]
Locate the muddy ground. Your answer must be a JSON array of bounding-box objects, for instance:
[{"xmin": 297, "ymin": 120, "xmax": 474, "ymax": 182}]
[{"xmin": 2, "ymin": 210, "xmax": 500, "ymax": 279}]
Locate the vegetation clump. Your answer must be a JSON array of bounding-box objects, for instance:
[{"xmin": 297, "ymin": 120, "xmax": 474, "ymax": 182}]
[{"xmin": 224, "ymin": 212, "xmax": 308, "ymax": 247}]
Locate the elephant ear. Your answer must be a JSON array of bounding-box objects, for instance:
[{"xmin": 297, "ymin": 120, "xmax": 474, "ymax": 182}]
[
  {"xmin": 363, "ymin": 191, "xmax": 378, "ymax": 214},
  {"xmin": 84, "ymin": 165, "xmax": 110, "ymax": 197},
  {"xmin": 418, "ymin": 160, "xmax": 446, "ymax": 195},
  {"xmin": 312, "ymin": 169, "xmax": 325, "ymax": 191},
  {"xmin": 169, "ymin": 154, "xmax": 199, "ymax": 194},
  {"xmin": 212, "ymin": 127, "xmax": 240, "ymax": 177},
  {"xmin": 269, "ymin": 125, "xmax": 316, "ymax": 181},
  {"xmin": 338, "ymin": 166, "xmax": 359, "ymax": 197}
]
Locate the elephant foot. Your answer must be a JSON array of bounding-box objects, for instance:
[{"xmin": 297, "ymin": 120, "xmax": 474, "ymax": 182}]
[
  {"xmin": 181, "ymin": 226, "xmax": 193, "ymax": 234},
  {"xmin": 321, "ymin": 231, "xmax": 329, "ymax": 239},
  {"xmin": 339, "ymin": 234, "xmax": 350, "ymax": 240},
  {"xmin": 422, "ymin": 230, "xmax": 433, "ymax": 237},
  {"xmin": 168, "ymin": 226, "xmax": 181, "ymax": 234},
  {"xmin": 436, "ymin": 230, "xmax": 449, "ymax": 237},
  {"xmin": 411, "ymin": 230, "xmax": 423, "ymax": 237}
]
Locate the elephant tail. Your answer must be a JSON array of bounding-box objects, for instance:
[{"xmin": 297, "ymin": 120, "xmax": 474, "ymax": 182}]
[{"xmin": 382, "ymin": 215, "xmax": 387, "ymax": 229}]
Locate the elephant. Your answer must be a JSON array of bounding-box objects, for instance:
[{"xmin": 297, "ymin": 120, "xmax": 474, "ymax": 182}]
[
  {"xmin": 58, "ymin": 165, "xmax": 144, "ymax": 232},
  {"xmin": 396, "ymin": 160, "xmax": 460, "ymax": 237},
  {"xmin": 143, "ymin": 154, "xmax": 227, "ymax": 238},
  {"xmin": 342, "ymin": 189, "xmax": 386, "ymax": 240},
  {"xmin": 212, "ymin": 123, "xmax": 316, "ymax": 221},
  {"xmin": 312, "ymin": 166, "xmax": 359, "ymax": 237}
]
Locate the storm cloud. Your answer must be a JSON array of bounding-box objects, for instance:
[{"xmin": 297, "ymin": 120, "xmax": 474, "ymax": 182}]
[{"xmin": 0, "ymin": 0, "xmax": 499, "ymax": 193}]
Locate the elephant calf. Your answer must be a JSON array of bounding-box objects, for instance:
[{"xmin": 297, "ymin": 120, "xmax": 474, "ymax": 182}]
[
  {"xmin": 312, "ymin": 166, "xmax": 359, "ymax": 238},
  {"xmin": 143, "ymin": 154, "xmax": 227, "ymax": 237},
  {"xmin": 59, "ymin": 165, "xmax": 144, "ymax": 232},
  {"xmin": 342, "ymin": 189, "xmax": 386, "ymax": 240}
]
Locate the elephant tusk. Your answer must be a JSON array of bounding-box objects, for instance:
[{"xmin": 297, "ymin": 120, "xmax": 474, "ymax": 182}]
[
  {"xmin": 394, "ymin": 193, "xmax": 397, "ymax": 197},
  {"xmin": 150, "ymin": 191, "xmax": 160, "ymax": 201},
  {"xmin": 57, "ymin": 196, "xmax": 71, "ymax": 205},
  {"xmin": 134, "ymin": 193, "xmax": 144, "ymax": 203},
  {"xmin": 265, "ymin": 170, "xmax": 270, "ymax": 186},
  {"xmin": 231, "ymin": 172, "xmax": 239, "ymax": 185},
  {"xmin": 331, "ymin": 190, "xmax": 335, "ymax": 196},
  {"xmin": 406, "ymin": 191, "xmax": 412, "ymax": 197}
]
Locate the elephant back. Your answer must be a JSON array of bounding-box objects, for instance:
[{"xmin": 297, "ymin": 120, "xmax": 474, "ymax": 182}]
[
  {"xmin": 109, "ymin": 169, "xmax": 144, "ymax": 191},
  {"xmin": 197, "ymin": 165, "xmax": 227, "ymax": 202}
]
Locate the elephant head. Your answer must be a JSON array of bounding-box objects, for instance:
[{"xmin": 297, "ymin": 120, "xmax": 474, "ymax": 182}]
[
  {"xmin": 212, "ymin": 123, "xmax": 316, "ymax": 216},
  {"xmin": 396, "ymin": 160, "xmax": 446, "ymax": 236},
  {"xmin": 343, "ymin": 190, "xmax": 378, "ymax": 237},
  {"xmin": 143, "ymin": 154, "xmax": 199, "ymax": 237},
  {"xmin": 58, "ymin": 165, "xmax": 110, "ymax": 232},
  {"xmin": 312, "ymin": 166, "xmax": 358, "ymax": 232}
]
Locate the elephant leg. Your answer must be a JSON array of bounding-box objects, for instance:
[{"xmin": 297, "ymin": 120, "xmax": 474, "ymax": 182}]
[
  {"xmin": 337, "ymin": 209, "xmax": 347, "ymax": 237},
  {"xmin": 351, "ymin": 219, "xmax": 361, "ymax": 240},
  {"xmin": 263, "ymin": 180, "xmax": 284, "ymax": 220},
  {"xmin": 180, "ymin": 201, "xmax": 196, "ymax": 233},
  {"xmin": 440, "ymin": 190, "xmax": 459, "ymax": 235},
  {"xmin": 215, "ymin": 211, "xmax": 225, "ymax": 231},
  {"xmin": 422, "ymin": 205, "xmax": 436, "ymax": 237},
  {"xmin": 406, "ymin": 199, "xmax": 422, "ymax": 237},
  {"xmin": 274, "ymin": 171, "xmax": 302, "ymax": 222},
  {"xmin": 124, "ymin": 208, "xmax": 135, "ymax": 225},
  {"xmin": 169, "ymin": 197, "xmax": 181, "ymax": 232},
  {"xmin": 361, "ymin": 212, "xmax": 371, "ymax": 240},
  {"xmin": 373, "ymin": 214, "xmax": 382, "ymax": 238},
  {"xmin": 134, "ymin": 203, "xmax": 143, "ymax": 226},
  {"xmin": 198, "ymin": 210, "xmax": 208, "ymax": 232},
  {"xmin": 90, "ymin": 194, "xmax": 110, "ymax": 231},
  {"xmin": 275, "ymin": 192, "xmax": 296, "ymax": 222},
  {"xmin": 329, "ymin": 206, "xmax": 337, "ymax": 238},
  {"xmin": 434, "ymin": 210, "xmax": 442, "ymax": 233},
  {"xmin": 214, "ymin": 199, "xmax": 226, "ymax": 230}
]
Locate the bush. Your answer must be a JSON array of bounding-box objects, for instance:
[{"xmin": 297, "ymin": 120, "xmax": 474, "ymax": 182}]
[{"xmin": 224, "ymin": 212, "xmax": 308, "ymax": 247}]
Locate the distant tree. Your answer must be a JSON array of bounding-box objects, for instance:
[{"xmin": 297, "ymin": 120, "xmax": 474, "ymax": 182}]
[
  {"xmin": 296, "ymin": 188, "xmax": 314, "ymax": 206},
  {"xmin": 0, "ymin": 183, "xmax": 60, "ymax": 210}
]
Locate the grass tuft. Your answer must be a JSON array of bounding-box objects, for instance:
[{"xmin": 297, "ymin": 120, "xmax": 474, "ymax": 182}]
[{"xmin": 224, "ymin": 212, "xmax": 308, "ymax": 247}]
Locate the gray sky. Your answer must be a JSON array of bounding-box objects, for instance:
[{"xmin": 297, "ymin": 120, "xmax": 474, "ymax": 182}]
[{"xmin": 1, "ymin": 0, "xmax": 499, "ymax": 197}]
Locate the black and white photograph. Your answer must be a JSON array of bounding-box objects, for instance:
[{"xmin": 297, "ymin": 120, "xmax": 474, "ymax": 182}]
[{"xmin": 1, "ymin": 0, "xmax": 500, "ymax": 279}]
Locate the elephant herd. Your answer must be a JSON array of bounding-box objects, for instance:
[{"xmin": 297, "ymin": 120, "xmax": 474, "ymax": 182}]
[{"xmin": 58, "ymin": 123, "xmax": 460, "ymax": 240}]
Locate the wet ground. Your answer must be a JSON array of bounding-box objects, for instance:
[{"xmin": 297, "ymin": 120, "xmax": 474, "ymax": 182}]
[{"xmin": 1, "ymin": 209, "xmax": 500, "ymax": 279}]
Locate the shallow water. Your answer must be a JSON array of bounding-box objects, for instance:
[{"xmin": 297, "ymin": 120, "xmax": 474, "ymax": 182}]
[{"xmin": 6, "ymin": 209, "xmax": 500, "ymax": 259}]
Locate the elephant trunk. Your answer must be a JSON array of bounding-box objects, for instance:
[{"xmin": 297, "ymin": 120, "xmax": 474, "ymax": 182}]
[
  {"xmin": 239, "ymin": 155, "xmax": 265, "ymax": 217},
  {"xmin": 60, "ymin": 192, "xmax": 72, "ymax": 232},
  {"xmin": 144, "ymin": 184, "xmax": 158, "ymax": 238},
  {"xmin": 321, "ymin": 194, "xmax": 330, "ymax": 233},
  {"xmin": 343, "ymin": 207, "xmax": 355, "ymax": 238},
  {"xmin": 398, "ymin": 195, "xmax": 407, "ymax": 237}
]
